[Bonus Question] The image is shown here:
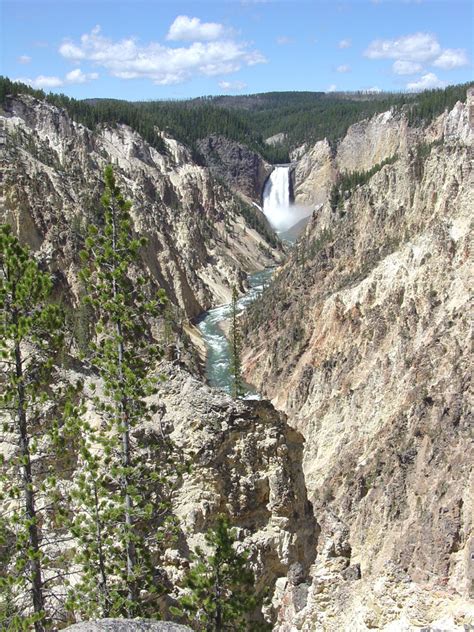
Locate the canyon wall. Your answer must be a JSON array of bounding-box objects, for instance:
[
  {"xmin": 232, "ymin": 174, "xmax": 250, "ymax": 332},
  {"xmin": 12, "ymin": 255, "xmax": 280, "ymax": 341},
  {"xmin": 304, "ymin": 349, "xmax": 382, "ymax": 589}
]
[
  {"xmin": 0, "ymin": 95, "xmax": 283, "ymax": 320},
  {"xmin": 291, "ymin": 106, "xmax": 440, "ymax": 211},
  {"xmin": 153, "ymin": 363, "xmax": 318, "ymax": 624},
  {"xmin": 196, "ymin": 134, "xmax": 273, "ymax": 202},
  {"xmin": 244, "ymin": 100, "xmax": 473, "ymax": 630}
]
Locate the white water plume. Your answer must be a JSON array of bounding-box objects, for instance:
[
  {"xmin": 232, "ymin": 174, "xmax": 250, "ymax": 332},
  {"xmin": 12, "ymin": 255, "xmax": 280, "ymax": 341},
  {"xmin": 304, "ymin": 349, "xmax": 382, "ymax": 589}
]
[{"xmin": 262, "ymin": 165, "xmax": 311, "ymax": 231}]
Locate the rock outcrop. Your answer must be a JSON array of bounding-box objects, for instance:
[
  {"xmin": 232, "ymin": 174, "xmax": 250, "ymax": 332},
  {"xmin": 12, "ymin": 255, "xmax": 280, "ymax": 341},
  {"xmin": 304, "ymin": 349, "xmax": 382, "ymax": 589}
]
[
  {"xmin": 65, "ymin": 621, "xmax": 192, "ymax": 632},
  {"xmin": 149, "ymin": 363, "xmax": 318, "ymax": 622},
  {"xmin": 0, "ymin": 95, "xmax": 283, "ymax": 320},
  {"xmin": 0, "ymin": 357, "xmax": 317, "ymax": 627},
  {"xmin": 243, "ymin": 100, "xmax": 473, "ymax": 629},
  {"xmin": 196, "ymin": 134, "xmax": 272, "ymax": 201},
  {"xmin": 334, "ymin": 109, "xmax": 409, "ymax": 174},
  {"xmin": 291, "ymin": 138, "xmax": 335, "ymax": 209},
  {"xmin": 291, "ymin": 108, "xmax": 422, "ymax": 210}
]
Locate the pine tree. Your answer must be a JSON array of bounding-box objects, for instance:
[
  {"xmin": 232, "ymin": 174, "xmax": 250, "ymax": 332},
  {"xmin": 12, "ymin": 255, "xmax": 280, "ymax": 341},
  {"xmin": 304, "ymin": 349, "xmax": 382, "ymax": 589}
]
[
  {"xmin": 229, "ymin": 286, "xmax": 244, "ymax": 399},
  {"xmin": 0, "ymin": 225, "xmax": 76, "ymax": 630},
  {"xmin": 69, "ymin": 165, "xmax": 175, "ymax": 618},
  {"xmin": 177, "ymin": 515, "xmax": 265, "ymax": 631}
]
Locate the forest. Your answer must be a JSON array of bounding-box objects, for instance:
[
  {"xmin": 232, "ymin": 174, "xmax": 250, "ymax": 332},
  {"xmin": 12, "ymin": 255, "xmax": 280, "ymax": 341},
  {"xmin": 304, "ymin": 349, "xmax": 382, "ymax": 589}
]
[{"xmin": 1, "ymin": 77, "xmax": 471, "ymax": 164}]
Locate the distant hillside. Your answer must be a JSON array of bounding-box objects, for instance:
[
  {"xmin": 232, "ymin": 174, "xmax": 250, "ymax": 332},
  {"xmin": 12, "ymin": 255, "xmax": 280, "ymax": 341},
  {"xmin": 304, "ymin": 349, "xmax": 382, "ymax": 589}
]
[{"xmin": 1, "ymin": 77, "xmax": 472, "ymax": 164}]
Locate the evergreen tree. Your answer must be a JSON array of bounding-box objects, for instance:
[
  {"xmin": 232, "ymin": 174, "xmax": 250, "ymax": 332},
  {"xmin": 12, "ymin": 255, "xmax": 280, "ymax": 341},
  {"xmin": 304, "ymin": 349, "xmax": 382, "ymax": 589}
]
[
  {"xmin": 0, "ymin": 225, "xmax": 75, "ymax": 630},
  {"xmin": 229, "ymin": 286, "xmax": 244, "ymax": 399},
  {"xmin": 3, "ymin": 75, "xmax": 470, "ymax": 166},
  {"xmin": 177, "ymin": 516, "xmax": 265, "ymax": 631},
  {"xmin": 69, "ymin": 165, "xmax": 174, "ymax": 618},
  {"xmin": 329, "ymin": 184, "xmax": 341, "ymax": 212}
]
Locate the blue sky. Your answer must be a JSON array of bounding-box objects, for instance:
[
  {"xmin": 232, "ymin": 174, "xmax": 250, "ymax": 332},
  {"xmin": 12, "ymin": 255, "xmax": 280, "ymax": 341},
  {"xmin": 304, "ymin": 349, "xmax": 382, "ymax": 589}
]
[{"xmin": 1, "ymin": 0, "xmax": 472, "ymax": 99}]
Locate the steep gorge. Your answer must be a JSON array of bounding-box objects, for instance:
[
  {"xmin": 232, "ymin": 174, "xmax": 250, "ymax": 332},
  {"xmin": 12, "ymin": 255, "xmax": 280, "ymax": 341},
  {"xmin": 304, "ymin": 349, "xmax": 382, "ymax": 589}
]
[
  {"xmin": 243, "ymin": 97, "xmax": 473, "ymax": 629},
  {"xmin": 1, "ymin": 85, "xmax": 473, "ymax": 630},
  {"xmin": 0, "ymin": 94, "xmax": 283, "ymax": 324},
  {"xmin": 0, "ymin": 92, "xmax": 312, "ymax": 628}
]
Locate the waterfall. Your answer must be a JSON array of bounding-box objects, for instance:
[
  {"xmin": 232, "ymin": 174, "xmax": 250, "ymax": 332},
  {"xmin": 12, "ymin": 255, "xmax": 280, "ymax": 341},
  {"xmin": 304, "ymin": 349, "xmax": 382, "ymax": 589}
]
[
  {"xmin": 262, "ymin": 166, "xmax": 292, "ymax": 231},
  {"xmin": 262, "ymin": 165, "xmax": 312, "ymax": 234}
]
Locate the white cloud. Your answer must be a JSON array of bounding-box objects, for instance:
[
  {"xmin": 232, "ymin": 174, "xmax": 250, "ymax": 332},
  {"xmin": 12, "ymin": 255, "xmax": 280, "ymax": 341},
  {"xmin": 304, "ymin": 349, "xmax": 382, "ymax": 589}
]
[
  {"xmin": 406, "ymin": 72, "xmax": 446, "ymax": 91},
  {"xmin": 338, "ymin": 39, "xmax": 351, "ymax": 49},
  {"xmin": 59, "ymin": 41, "xmax": 86, "ymax": 59},
  {"xmin": 17, "ymin": 55, "xmax": 32, "ymax": 64},
  {"xmin": 65, "ymin": 68, "xmax": 99, "ymax": 84},
  {"xmin": 218, "ymin": 80, "xmax": 247, "ymax": 91},
  {"xmin": 364, "ymin": 32, "xmax": 468, "ymax": 79},
  {"xmin": 59, "ymin": 25, "xmax": 266, "ymax": 85},
  {"xmin": 336, "ymin": 64, "xmax": 351, "ymax": 73},
  {"xmin": 166, "ymin": 15, "xmax": 227, "ymax": 42},
  {"xmin": 433, "ymin": 48, "xmax": 469, "ymax": 69},
  {"xmin": 326, "ymin": 84, "xmax": 337, "ymax": 92},
  {"xmin": 392, "ymin": 60, "xmax": 423, "ymax": 75},
  {"xmin": 18, "ymin": 68, "xmax": 99, "ymax": 90},
  {"xmin": 364, "ymin": 86, "xmax": 382, "ymax": 93},
  {"xmin": 17, "ymin": 75, "xmax": 64, "ymax": 89},
  {"xmin": 276, "ymin": 36, "xmax": 293, "ymax": 46},
  {"xmin": 364, "ymin": 32, "xmax": 441, "ymax": 62}
]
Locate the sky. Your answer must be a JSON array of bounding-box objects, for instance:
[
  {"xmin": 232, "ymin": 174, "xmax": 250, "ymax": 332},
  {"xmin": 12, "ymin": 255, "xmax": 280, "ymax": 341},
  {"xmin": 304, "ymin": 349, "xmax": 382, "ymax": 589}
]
[{"xmin": 1, "ymin": 0, "xmax": 472, "ymax": 100}]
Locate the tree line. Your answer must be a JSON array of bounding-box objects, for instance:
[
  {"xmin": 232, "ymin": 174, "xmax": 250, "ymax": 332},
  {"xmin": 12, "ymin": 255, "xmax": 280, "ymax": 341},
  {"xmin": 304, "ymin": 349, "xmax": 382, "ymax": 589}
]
[
  {"xmin": 0, "ymin": 167, "xmax": 264, "ymax": 630},
  {"xmin": 1, "ymin": 76, "xmax": 471, "ymax": 165}
]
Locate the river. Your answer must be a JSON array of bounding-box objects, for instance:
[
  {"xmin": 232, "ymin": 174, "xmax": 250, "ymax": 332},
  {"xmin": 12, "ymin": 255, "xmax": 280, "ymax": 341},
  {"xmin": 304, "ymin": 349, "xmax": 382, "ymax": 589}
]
[
  {"xmin": 196, "ymin": 268, "xmax": 274, "ymax": 398},
  {"xmin": 196, "ymin": 164, "xmax": 300, "ymax": 397}
]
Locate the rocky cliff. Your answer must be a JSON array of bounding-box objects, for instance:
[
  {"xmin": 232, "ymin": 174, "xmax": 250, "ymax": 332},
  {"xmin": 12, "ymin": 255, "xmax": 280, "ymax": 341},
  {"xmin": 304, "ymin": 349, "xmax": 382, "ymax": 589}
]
[
  {"xmin": 196, "ymin": 134, "xmax": 273, "ymax": 202},
  {"xmin": 0, "ymin": 95, "xmax": 283, "ymax": 321},
  {"xmin": 291, "ymin": 108, "xmax": 420, "ymax": 210},
  {"xmin": 152, "ymin": 363, "xmax": 317, "ymax": 623},
  {"xmin": 291, "ymin": 138, "xmax": 335, "ymax": 210},
  {"xmin": 243, "ymin": 100, "xmax": 473, "ymax": 630},
  {"xmin": 0, "ymin": 360, "xmax": 318, "ymax": 627}
]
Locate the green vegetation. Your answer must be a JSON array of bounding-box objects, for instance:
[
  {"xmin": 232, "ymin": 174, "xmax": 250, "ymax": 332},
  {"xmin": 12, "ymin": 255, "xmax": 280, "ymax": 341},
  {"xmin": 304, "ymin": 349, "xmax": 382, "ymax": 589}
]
[
  {"xmin": 330, "ymin": 154, "xmax": 399, "ymax": 211},
  {"xmin": 0, "ymin": 169, "xmax": 190, "ymax": 627},
  {"xmin": 412, "ymin": 139, "xmax": 444, "ymax": 180},
  {"xmin": 233, "ymin": 198, "xmax": 279, "ymax": 248},
  {"xmin": 1, "ymin": 76, "xmax": 471, "ymax": 164},
  {"xmin": 295, "ymin": 228, "xmax": 334, "ymax": 264},
  {"xmin": 175, "ymin": 515, "xmax": 267, "ymax": 631},
  {"xmin": 0, "ymin": 225, "xmax": 78, "ymax": 631},
  {"xmin": 72, "ymin": 166, "xmax": 175, "ymax": 618}
]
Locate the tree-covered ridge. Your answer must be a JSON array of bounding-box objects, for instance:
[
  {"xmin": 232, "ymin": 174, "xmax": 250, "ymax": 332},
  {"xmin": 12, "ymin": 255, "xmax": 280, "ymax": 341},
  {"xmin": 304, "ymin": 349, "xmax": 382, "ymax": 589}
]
[{"xmin": 0, "ymin": 77, "xmax": 472, "ymax": 164}]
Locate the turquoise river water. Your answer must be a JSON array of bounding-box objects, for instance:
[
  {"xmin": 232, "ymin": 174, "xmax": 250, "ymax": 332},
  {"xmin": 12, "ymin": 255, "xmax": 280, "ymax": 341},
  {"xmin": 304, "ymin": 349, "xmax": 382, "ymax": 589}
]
[{"xmin": 196, "ymin": 268, "xmax": 274, "ymax": 398}]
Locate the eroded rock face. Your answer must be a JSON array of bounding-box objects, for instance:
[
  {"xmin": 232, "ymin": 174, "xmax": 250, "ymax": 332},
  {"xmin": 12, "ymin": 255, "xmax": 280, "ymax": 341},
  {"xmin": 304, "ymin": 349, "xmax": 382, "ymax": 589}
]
[
  {"xmin": 196, "ymin": 134, "xmax": 273, "ymax": 201},
  {"xmin": 291, "ymin": 138, "xmax": 335, "ymax": 209},
  {"xmin": 0, "ymin": 95, "xmax": 283, "ymax": 319},
  {"xmin": 65, "ymin": 621, "xmax": 192, "ymax": 632},
  {"xmin": 243, "ymin": 100, "xmax": 473, "ymax": 629},
  {"xmin": 145, "ymin": 363, "xmax": 318, "ymax": 620},
  {"xmin": 335, "ymin": 109, "xmax": 410, "ymax": 174},
  {"xmin": 290, "ymin": 106, "xmax": 443, "ymax": 210}
]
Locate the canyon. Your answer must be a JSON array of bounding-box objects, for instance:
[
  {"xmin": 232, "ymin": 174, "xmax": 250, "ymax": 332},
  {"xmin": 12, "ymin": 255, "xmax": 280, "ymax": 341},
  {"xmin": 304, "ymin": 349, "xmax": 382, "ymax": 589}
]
[
  {"xmin": 244, "ymin": 93, "xmax": 473, "ymax": 630},
  {"xmin": 0, "ymin": 94, "xmax": 283, "ymax": 321},
  {"xmin": 1, "ymin": 87, "xmax": 473, "ymax": 630}
]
